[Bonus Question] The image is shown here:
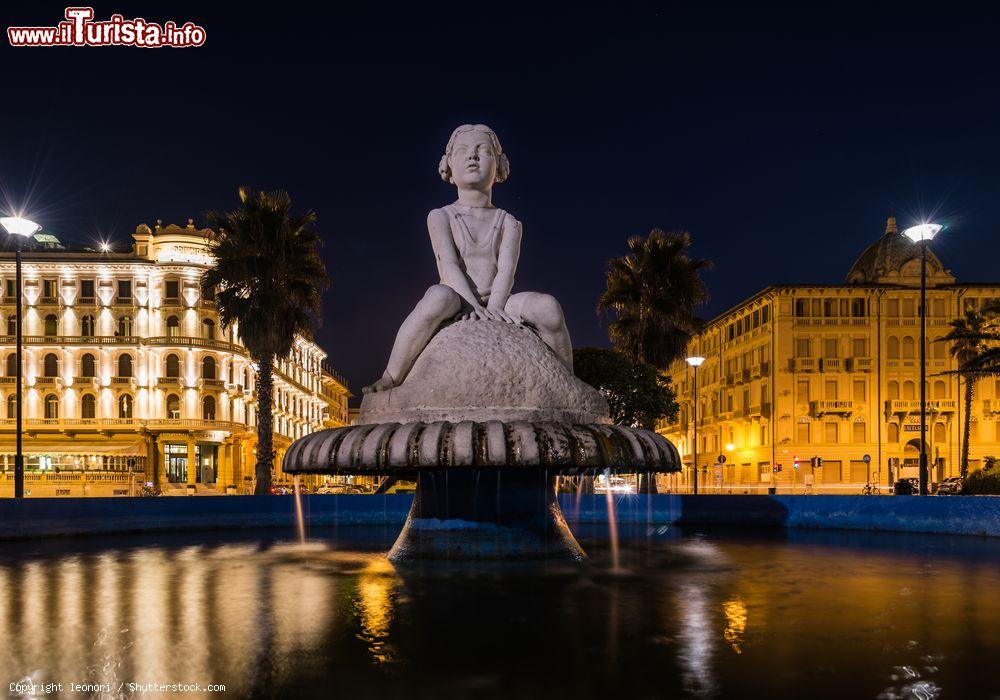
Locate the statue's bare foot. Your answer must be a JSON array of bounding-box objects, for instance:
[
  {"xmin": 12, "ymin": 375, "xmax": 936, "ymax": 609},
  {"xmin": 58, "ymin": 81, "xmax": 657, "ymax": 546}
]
[{"xmin": 362, "ymin": 373, "xmax": 397, "ymax": 394}]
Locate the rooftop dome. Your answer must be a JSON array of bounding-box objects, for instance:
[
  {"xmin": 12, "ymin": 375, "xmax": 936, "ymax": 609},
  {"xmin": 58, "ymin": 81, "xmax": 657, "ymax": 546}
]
[{"xmin": 846, "ymin": 216, "xmax": 949, "ymax": 285}]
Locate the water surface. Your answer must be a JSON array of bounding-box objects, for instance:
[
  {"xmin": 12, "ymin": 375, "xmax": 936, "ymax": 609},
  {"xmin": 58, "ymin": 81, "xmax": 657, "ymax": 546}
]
[{"xmin": 2, "ymin": 524, "xmax": 998, "ymax": 699}]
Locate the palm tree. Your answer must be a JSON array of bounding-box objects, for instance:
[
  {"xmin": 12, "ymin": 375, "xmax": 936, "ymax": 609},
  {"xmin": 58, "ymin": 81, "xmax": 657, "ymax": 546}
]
[
  {"xmin": 941, "ymin": 306, "xmax": 1000, "ymax": 478},
  {"xmin": 598, "ymin": 230, "xmax": 711, "ymax": 493},
  {"xmin": 598, "ymin": 229, "xmax": 712, "ymax": 369},
  {"xmin": 204, "ymin": 188, "xmax": 329, "ymax": 495}
]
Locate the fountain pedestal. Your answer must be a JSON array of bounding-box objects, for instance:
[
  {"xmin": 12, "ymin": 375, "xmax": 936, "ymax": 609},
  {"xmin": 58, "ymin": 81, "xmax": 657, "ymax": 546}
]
[
  {"xmin": 389, "ymin": 468, "xmax": 583, "ymax": 562},
  {"xmin": 283, "ymin": 321, "xmax": 680, "ymax": 561}
]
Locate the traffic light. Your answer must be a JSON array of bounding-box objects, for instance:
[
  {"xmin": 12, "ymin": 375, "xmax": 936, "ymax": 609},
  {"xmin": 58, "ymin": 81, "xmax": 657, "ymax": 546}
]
[
  {"xmin": 793, "ymin": 455, "xmax": 800, "ymax": 470},
  {"xmin": 810, "ymin": 456, "xmax": 823, "ymax": 469}
]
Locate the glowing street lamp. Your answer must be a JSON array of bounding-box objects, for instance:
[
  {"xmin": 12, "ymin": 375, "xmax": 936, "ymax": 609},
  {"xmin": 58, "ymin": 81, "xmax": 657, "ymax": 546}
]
[
  {"xmin": 0, "ymin": 217, "xmax": 40, "ymax": 499},
  {"xmin": 686, "ymin": 355, "xmax": 705, "ymax": 495},
  {"xmin": 903, "ymin": 222, "xmax": 942, "ymax": 496}
]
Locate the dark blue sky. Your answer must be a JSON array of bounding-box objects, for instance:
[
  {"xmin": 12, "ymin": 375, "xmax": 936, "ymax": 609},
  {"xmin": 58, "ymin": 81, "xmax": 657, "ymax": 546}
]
[{"xmin": 2, "ymin": 3, "xmax": 998, "ymax": 392}]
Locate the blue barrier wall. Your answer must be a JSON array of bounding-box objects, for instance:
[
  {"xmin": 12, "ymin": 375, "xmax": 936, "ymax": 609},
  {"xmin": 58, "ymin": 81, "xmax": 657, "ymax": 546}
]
[{"xmin": 0, "ymin": 493, "xmax": 998, "ymax": 540}]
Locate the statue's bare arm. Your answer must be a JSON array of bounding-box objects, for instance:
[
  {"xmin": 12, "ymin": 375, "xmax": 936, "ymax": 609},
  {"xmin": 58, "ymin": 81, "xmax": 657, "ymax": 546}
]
[
  {"xmin": 427, "ymin": 209, "xmax": 487, "ymax": 316},
  {"xmin": 486, "ymin": 216, "xmax": 522, "ymax": 322}
]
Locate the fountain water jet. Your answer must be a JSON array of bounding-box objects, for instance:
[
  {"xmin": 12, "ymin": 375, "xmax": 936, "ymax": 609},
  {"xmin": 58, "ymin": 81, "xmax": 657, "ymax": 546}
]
[
  {"xmin": 282, "ymin": 125, "xmax": 679, "ymax": 562},
  {"xmin": 293, "ymin": 475, "xmax": 306, "ymax": 545}
]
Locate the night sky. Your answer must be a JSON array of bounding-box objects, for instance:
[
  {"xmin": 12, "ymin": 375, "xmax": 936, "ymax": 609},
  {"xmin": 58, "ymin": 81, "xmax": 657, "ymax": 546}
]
[{"xmin": 2, "ymin": 3, "xmax": 998, "ymax": 394}]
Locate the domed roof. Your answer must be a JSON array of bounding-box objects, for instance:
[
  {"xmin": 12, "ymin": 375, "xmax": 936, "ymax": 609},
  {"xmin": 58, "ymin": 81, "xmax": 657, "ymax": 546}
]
[{"xmin": 846, "ymin": 217, "xmax": 947, "ymax": 285}]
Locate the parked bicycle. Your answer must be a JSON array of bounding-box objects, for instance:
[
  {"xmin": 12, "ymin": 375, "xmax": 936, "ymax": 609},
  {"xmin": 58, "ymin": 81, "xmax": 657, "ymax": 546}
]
[{"xmin": 861, "ymin": 482, "xmax": 881, "ymax": 495}]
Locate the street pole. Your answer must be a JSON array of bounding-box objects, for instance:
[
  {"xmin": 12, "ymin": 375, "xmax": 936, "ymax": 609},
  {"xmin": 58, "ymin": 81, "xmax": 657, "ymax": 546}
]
[
  {"xmin": 918, "ymin": 241, "xmax": 928, "ymax": 495},
  {"xmin": 692, "ymin": 364, "xmax": 699, "ymax": 495},
  {"xmin": 14, "ymin": 237, "xmax": 24, "ymax": 498}
]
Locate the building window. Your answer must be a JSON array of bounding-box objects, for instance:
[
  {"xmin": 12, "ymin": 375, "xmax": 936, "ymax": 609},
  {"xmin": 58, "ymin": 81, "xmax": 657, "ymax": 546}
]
[
  {"xmin": 852, "ymin": 338, "xmax": 866, "ymax": 357},
  {"xmin": 81, "ymin": 353, "xmax": 96, "ymax": 378},
  {"xmin": 81, "ymin": 394, "xmax": 96, "ymax": 419},
  {"xmin": 887, "ymin": 337, "xmax": 900, "ymax": 359},
  {"xmin": 42, "ymin": 279, "xmax": 57, "ymax": 300},
  {"xmin": 824, "ymin": 421, "xmax": 839, "ymax": 443},
  {"xmin": 117, "ymin": 315, "xmax": 133, "ymax": 337},
  {"xmin": 44, "ymin": 394, "xmax": 59, "ymax": 419},
  {"xmin": 934, "ymin": 380, "xmax": 947, "ymax": 399},
  {"xmin": 166, "ymin": 394, "xmax": 180, "ymax": 419},
  {"xmin": 5, "ymin": 279, "xmax": 15, "ymax": 298},
  {"xmin": 932, "ymin": 338, "xmax": 947, "ymax": 359},
  {"xmin": 794, "ymin": 338, "xmax": 810, "ymax": 358},
  {"xmin": 166, "ymin": 316, "xmax": 180, "ymax": 337},
  {"xmin": 80, "ymin": 279, "xmax": 95, "ymax": 301},
  {"xmin": 81, "ymin": 314, "xmax": 96, "ymax": 336},
  {"xmin": 903, "ymin": 381, "xmax": 915, "ymax": 400},
  {"xmin": 203, "ymin": 284, "xmax": 216, "ymax": 301},
  {"xmin": 118, "ymin": 394, "xmax": 133, "ymax": 419},
  {"xmin": 164, "ymin": 279, "xmax": 180, "ymax": 301},
  {"xmin": 202, "ymin": 319, "xmax": 216, "ymax": 340},
  {"xmin": 902, "ymin": 336, "xmax": 915, "ymax": 359},
  {"xmin": 117, "ymin": 279, "xmax": 132, "ymax": 302},
  {"xmin": 202, "ymin": 356, "xmax": 216, "ymax": 380},
  {"xmin": 117, "ymin": 354, "xmax": 133, "ymax": 378},
  {"xmin": 203, "ymin": 395, "xmax": 216, "ymax": 420},
  {"xmin": 852, "ymin": 421, "xmax": 866, "ymax": 443},
  {"xmin": 824, "ymin": 380, "xmax": 837, "ymax": 400},
  {"xmin": 933, "ymin": 422, "xmax": 946, "ymax": 443},
  {"xmin": 888, "ymin": 423, "xmax": 900, "ymax": 442},
  {"xmin": 44, "ymin": 314, "xmax": 58, "ymax": 336},
  {"xmin": 824, "ymin": 338, "xmax": 838, "ymax": 358},
  {"xmin": 887, "ymin": 299, "xmax": 899, "ymax": 317},
  {"xmin": 853, "ymin": 380, "xmax": 865, "ymax": 401},
  {"xmin": 6, "ymin": 394, "xmax": 15, "ymax": 418},
  {"xmin": 902, "ymin": 299, "xmax": 915, "ymax": 317},
  {"xmin": 165, "ymin": 354, "xmax": 180, "ymax": 378},
  {"xmin": 6, "ymin": 315, "xmax": 15, "ymax": 336},
  {"xmin": 43, "ymin": 353, "xmax": 58, "ymax": 377},
  {"xmin": 796, "ymin": 422, "xmax": 810, "ymax": 443},
  {"xmin": 851, "ymin": 298, "xmax": 866, "ymax": 317},
  {"xmin": 5, "ymin": 354, "xmax": 15, "ymax": 376}
]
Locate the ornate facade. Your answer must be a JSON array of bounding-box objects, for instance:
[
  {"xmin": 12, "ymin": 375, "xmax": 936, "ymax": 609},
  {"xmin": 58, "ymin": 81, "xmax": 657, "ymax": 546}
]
[
  {"xmin": 659, "ymin": 218, "xmax": 1000, "ymax": 492},
  {"xmin": 0, "ymin": 220, "xmax": 349, "ymax": 496}
]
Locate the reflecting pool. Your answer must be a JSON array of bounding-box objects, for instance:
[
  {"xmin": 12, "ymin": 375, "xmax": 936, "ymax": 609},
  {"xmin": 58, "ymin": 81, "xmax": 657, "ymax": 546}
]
[{"xmin": 2, "ymin": 524, "xmax": 999, "ymax": 698}]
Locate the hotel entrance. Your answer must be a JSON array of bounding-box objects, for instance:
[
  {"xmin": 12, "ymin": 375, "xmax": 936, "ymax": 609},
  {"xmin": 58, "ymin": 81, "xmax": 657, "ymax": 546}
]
[{"xmin": 163, "ymin": 442, "xmax": 219, "ymax": 484}]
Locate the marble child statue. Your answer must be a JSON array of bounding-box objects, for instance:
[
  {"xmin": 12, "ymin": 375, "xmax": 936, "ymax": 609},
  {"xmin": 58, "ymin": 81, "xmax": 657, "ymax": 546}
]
[{"xmin": 363, "ymin": 124, "xmax": 573, "ymax": 394}]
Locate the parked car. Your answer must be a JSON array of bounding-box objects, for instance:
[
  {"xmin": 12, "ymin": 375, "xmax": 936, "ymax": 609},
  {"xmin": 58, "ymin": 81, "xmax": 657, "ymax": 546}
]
[
  {"xmin": 937, "ymin": 477, "xmax": 963, "ymax": 495},
  {"xmin": 315, "ymin": 484, "xmax": 367, "ymax": 495}
]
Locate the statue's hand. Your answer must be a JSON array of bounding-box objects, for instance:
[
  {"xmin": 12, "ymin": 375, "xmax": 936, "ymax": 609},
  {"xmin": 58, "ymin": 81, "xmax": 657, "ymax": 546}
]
[
  {"xmin": 487, "ymin": 306, "xmax": 517, "ymax": 324},
  {"xmin": 457, "ymin": 305, "xmax": 491, "ymax": 322}
]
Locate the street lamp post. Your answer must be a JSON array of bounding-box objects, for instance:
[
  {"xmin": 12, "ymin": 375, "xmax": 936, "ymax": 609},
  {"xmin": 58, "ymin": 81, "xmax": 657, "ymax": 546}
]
[
  {"xmin": 903, "ymin": 223, "xmax": 942, "ymax": 496},
  {"xmin": 686, "ymin": 356, "xmax": 705, "ymax": 495},
  {"xmin": 1, "ymin": 217, "xmax": 41, "ymax": 499}
]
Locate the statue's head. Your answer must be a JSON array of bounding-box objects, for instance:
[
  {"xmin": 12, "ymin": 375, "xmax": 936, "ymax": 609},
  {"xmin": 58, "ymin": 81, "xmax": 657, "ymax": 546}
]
[{"xmin": 439, "ymin": 124, "xmax": 510, "ymax": 188}]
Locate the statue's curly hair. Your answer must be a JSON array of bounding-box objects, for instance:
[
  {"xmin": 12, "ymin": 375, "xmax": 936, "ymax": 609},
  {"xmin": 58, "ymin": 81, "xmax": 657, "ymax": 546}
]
[{"xmin": 438, "ymin": 124, "xmax": 510, "ymax": 184}]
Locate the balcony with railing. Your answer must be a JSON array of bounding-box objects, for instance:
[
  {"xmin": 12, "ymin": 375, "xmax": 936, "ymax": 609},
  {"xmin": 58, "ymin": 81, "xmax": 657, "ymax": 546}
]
[
  {"xmin": 820, "ymin": 358, "xmax": 842, "ymax": 372},
  {"xmin": 984, "ymin": 399, "xmax": 1000, "ymax": 415},
  {"xmin": 846, "ymin": 357, "xmax": 872, "ymax": 372},
  {"xmin": 791, "ymin": 358, "xmax": 816, "ymax": 372},
  {"xmin": 885, "ymin": 399, "xmax": 957, "ymax": 414},
  {"xmin": 0, "ymin": 417, "xmax": 241, "ymax": 433},
  {"xmin": 809, "ymin": 400, "xmax": 855, "ymax": 416}
]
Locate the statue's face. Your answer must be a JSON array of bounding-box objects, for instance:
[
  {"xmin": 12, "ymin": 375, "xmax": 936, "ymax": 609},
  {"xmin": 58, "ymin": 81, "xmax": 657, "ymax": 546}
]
[{"xmin": 448, "ymin": 130, "xmax": 498, "ymax": 188}]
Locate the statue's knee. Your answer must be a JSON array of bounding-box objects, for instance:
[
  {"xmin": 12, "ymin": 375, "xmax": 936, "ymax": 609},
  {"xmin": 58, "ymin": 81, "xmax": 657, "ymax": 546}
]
[
  {"xmin": 421, "ymin": 284, "xmax": 460, "ymax": 316},
  {"xmin": 532, "ymin": 294, "xmax": 565, "ymax": 331}
]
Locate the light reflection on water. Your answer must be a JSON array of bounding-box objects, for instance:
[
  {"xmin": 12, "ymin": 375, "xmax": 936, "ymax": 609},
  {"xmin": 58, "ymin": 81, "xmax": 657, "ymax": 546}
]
[{"xmin": 0, "ymin": 526, "xmax": 999, "ymax": 698}]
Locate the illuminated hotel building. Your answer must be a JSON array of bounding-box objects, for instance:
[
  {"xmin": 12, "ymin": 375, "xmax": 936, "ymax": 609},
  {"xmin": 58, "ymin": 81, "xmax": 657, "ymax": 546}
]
[
  {"xmin": 0, "ymin": 220, "xmax": 350, "ymax": 496},
  {"xmin": 659, "ymin": 217, "xmax": 1000, "ymax": 492}
]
